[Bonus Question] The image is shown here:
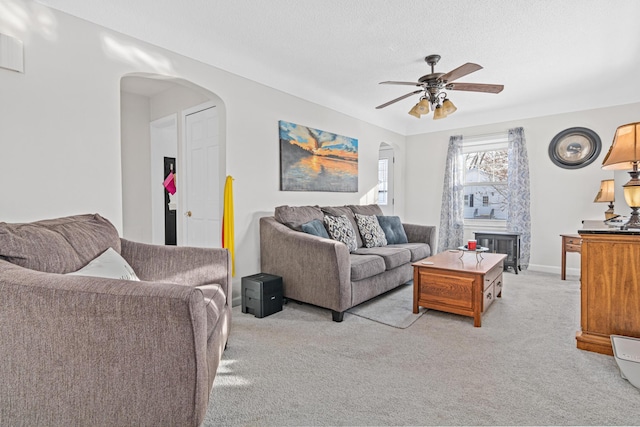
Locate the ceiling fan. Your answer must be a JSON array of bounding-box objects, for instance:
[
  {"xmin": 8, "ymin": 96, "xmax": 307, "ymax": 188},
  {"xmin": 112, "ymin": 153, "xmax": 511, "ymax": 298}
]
[{"xmin": 376, "ymin": 54, "xmax": 504, "ymax": 119}]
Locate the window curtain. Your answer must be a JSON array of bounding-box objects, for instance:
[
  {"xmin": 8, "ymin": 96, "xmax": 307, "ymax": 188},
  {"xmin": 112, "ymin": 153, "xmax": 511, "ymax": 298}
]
[
  {"xmin": 506, "ymin": 127, "xmax": 531, "ymax": 269},
  {"xmin": 437, "ymin": 135, "xmax": 464, "ymax": 253}
]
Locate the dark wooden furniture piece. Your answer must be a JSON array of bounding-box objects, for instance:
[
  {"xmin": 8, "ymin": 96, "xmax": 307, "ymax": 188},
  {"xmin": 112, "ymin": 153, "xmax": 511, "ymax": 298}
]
[
  {"xmin": 560, "ymin": 233, "xmax": 582, "ymax": 280},
  {"xmin": 576, "ymin": 230, "xmax": 640, "ymax": 355},
  {"xmin": 474, "ymin": 231, "xmax": 521, "ymax": 274},
  {"xmin": 412, "ymin": 251, "xmax": 506, "ymax": 327}
]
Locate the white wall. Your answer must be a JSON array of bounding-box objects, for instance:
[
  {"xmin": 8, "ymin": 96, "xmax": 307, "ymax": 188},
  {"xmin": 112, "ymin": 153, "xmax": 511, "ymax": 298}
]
[
  {"xmin": 0, "ymin": 1, "xmax": 406, "ymax": 303},
  {"xmin": 405, "ymin": 102, "xmax": 640, "ymax": 276},
  {"xmin": 120, "ymin": 91, "xmax": 151, "ymax": 242}
]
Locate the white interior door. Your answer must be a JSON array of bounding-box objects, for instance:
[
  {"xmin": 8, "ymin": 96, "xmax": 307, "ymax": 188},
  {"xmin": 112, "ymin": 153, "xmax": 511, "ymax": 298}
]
[
  {"xmin": 150, "ymin": 114, "xmax": 177, "ymax": 244},
  {"xmin": 378, "ymin": 146, "xmax": 395, "ymax": 215},
  {"xmin": 183, "ymin": 105, "xmax": 221, "ymax": 248}
]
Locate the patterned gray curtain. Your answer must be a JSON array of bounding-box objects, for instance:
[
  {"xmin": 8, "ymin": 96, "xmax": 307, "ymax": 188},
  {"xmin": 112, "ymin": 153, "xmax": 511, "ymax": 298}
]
[
  {"xmin": 438, "ymin": 135, "xmax": 465, "ymax": 253},
  {"xmin": 506, "ymin": 127, "xmax": 531, "ymax": 269}
]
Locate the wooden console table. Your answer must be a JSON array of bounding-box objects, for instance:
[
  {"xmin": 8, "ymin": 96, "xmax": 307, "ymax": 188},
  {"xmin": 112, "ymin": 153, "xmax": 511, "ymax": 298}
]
[
  {"xmin": 413, "ymin": 251, "xmax": 506, "ymax": 327},
  {"xmin": 474, "ymin": 231, "xmax": 521, "ymax": 274},
  {"xmin": 576, "ymin": 230, "xmax": 640, "ymax": 355},
  {"xmin": 560, "ymin": 234, "xmax": 581, "ymax": 280}
]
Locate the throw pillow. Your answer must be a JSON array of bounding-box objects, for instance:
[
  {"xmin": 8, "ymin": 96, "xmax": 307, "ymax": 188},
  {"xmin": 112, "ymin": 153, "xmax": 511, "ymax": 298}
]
[
  {"xmin": 323, "ymin": 215, "xmax": 358, "ymax": 253},
  {"xmin": 274, "ymin": 205, "xmax": 324, "ymax": 231},
  {"xmin": 0, "ymin": 213, "xmax": 121, "ymax": 274},
  {"xmin": 348, "ymin": 204, "xmax": 384, "ymax": 216},
  {"xmin": 301, "ymin": 219, "xmax": 330, "ymax": 239},
  {"xmin": 376, "ymin": 215, "xmax": 409, "ymax": 244},
  {"xmin": 321, "ymin": 206, "xmax": 363, "ymax": 248},
  {"xmin": 354, "ymin": 213, "xmax": 387, "ymax": 248},
  {"xmin": 66, "ymin": 247, "xmax": 140, "ymax": 281}
]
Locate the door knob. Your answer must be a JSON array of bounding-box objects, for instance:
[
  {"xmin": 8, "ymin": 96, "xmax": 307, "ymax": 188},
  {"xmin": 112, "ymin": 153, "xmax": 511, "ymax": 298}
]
[{"xmin": 185, "ymin": 211, "xmax": 192, "ymax": 217}]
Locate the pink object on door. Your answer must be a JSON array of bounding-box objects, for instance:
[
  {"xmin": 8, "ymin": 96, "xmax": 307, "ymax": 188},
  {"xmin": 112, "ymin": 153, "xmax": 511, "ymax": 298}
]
[{"xmin": 163, "ymin": 172, "xmax": 176, "ymax": 195}]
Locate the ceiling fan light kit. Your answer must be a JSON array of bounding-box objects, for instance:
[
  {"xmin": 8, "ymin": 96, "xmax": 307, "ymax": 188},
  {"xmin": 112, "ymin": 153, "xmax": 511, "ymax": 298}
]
[
  {"xmin": 433, "ymin": 105, "xmax": 447, "ymax": 120},
  {"xmin": 378, "ymin": 54, "xmax": 504, "ymax": 120}
]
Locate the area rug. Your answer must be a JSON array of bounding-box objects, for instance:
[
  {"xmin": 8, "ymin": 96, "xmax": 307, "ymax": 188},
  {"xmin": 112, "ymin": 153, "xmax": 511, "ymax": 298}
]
[{"xmin": 346, "ymin": 281, "xmax": 425, "ymax": 328}]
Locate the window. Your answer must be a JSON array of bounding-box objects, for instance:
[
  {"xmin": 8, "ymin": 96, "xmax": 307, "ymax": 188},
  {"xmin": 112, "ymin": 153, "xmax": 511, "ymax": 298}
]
[
  {"xmin": 378, "ymin": 158, "xmax": 389, "ymax": 205},
  {"xmin": 463, "ymin": 134, "xmax": 509, "ymax": 221}
]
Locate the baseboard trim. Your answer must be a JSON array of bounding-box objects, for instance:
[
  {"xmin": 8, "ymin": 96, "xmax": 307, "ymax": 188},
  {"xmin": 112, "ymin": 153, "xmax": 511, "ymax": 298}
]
[{"xmin": 527, "ymin": 263, "xmax": 580, "ymax": 278}]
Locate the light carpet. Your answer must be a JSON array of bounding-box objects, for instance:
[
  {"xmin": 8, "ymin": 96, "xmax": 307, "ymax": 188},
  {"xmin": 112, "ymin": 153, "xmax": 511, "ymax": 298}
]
[
  {"xmin": 205, "ymin": 270, "xmax": 640, "ymax": 426},
  {"xmin": 346, "ymin": 281, "xmax": 426, "ymax": 329}
]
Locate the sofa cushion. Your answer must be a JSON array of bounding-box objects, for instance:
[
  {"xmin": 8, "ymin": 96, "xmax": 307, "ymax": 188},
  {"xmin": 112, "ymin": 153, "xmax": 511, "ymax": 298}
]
[
  {"xmin": 353, "ymin": 246, "xmax": 411, "ymax": 270},
  {"xmin": 350, "ymin": 253, "xmax": 386, "ymax": 281},
  {"xmin": 66, "ymin": 247, "xmax": 140, "ymax": 281},
  {"xmin": 274, "ymin": 205, "xmax": 324, "ymax": 231},
  {"xmin": 354, "ymin": 213, "xmax": 387, "ymax": 248},
  {"xmin": 321, "ymin": 206, "xmax": 363, "ymax": 248},
  {"xmin": 348, "ymin": 204, "xmax": 384, "ymax": 216},
  {"xmin": 0, "ymin": 213, "xmax": 121, "ymax": 274},
  {"xmin": 301, "ymin": 219, "xmax": 330, "ymax": 239},
  {"xmin": 388, "ymin": 242, "xmax": 431, "ymax": 262},
  {"xmin": 323, "ymin": 215, "xmax": 358, "ymax": 253},
  {"xmin": 376, "ymin": 215, "xmax": 409, "ymax": 244}
]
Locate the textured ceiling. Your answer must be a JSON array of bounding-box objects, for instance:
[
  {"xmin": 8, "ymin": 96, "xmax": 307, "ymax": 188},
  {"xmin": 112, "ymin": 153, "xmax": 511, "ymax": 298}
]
[{"xmin": 33, "ymin": 0, "xmax": 640, "ymax": 135}]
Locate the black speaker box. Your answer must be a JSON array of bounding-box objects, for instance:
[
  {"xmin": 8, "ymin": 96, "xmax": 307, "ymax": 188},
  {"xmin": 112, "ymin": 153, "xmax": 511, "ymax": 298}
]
[{"xmin": 241, "ymin": 273, "xmax": 283, "ymax": 318}]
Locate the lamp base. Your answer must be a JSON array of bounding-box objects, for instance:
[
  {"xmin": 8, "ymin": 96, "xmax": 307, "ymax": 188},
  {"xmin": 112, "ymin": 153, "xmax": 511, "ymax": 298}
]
[
  {"xmin": 622, "ymin": 207, "xmax": 640, "ymax": 230},
  {"xmin": 605, "ymin": 203, "xmax": 616, "ymax": 220}
]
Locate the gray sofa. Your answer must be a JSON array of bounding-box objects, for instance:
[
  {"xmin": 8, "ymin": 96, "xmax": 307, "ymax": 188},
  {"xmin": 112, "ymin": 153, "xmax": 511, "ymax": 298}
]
[
  {"xmin": 0, "ymin": 214, "xmax": 231, "ymax": 427},
  {"xmin": 260, "ymin": 204, "xmax": 436, "ymax": 321}
]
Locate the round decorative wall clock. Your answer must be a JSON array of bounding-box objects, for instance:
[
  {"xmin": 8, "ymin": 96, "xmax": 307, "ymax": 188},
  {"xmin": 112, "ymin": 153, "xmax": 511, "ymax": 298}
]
[{"xmin": 548, "ymin": 127, "xmax": 602, "ymax": 169}]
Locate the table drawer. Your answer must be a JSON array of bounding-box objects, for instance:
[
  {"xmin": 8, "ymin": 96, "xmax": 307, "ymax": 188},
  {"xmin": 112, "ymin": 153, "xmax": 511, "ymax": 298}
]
[
  {"xmin": 483, "ymin": 282, "xmax": 495, "ymax": 312},
  {"xmin": 494, "ymin": 275, "xmax": 503, "ymax": 297},
  {"xmin": 483, "ymin": 263, "xmax": 503, "ymax": 291},
  {"xmin": 418, "ymin": 272, "xmax": 474, "ymax": 311},
  {"xmin": 565, "ymin": 243, "xmax": 581, "ymax": 253}
]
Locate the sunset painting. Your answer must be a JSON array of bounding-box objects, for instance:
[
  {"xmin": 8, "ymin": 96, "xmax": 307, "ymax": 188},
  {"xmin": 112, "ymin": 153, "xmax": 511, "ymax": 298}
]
[{"xmin": 279, "ymin": 120, "xmax": 358, "ymax": 192}]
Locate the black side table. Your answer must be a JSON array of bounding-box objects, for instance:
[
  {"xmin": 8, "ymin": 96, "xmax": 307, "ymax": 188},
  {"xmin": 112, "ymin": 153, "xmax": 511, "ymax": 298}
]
[{"xmin": 473, "ymin": 231, "xmax": 521, "ymax": 274}]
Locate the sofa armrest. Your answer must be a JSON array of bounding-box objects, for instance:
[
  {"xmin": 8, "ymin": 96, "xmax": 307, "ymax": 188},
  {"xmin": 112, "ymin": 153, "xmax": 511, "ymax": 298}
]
[
  {"xmin": 403, "ymin": 223, "xmax": 437, "ymax": 252},
  {"xmin": 0, "ymin": 261, "xmax": 211, "ymax": 426},
  {"xmin": 260, "ymin": 217, "xmax": 351, "ymax": 313},
  {"xmin": 120, "ymin": 239, "xmax": 232, "ymax": 308}
]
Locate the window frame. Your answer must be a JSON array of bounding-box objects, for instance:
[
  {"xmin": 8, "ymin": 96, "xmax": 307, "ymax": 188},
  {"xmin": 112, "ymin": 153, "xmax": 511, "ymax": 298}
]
[{"xmin": 462, "ymin": 133, "xmax": 509, "ymax": 228}]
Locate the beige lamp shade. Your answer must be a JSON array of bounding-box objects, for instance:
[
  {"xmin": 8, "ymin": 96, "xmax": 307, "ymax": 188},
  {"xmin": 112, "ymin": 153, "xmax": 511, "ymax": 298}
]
[
  {"xmin": 442, "ymin": 98, "xmax": 457, "ymax": 115},
  {"xmin": 602, "ymin": 122, "xmax": 640, "ymax": 170},
  {"xmin": 593, "ymin": 179, "xmax": 615, "ymax": 203},
  {"xmin": 408, "ymin": 103, "xmax": 420, "ymax": 118},
  {"xmin": 433, "ymin": 105, "xmax": 447, "ymax": 120},
  {"xmin": 416, "ymin": 98, "xmax": 430, "ymax": 115}
]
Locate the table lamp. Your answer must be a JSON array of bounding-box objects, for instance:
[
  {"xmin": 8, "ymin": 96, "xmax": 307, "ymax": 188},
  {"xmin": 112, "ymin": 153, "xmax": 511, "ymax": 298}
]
[
  {"xmin": 602, "ymin": 122, "xmax": 640, "ymax": 229},
  {"xmin": 593, "ymin": 179, "xmax": 615, "ymax": 219}
]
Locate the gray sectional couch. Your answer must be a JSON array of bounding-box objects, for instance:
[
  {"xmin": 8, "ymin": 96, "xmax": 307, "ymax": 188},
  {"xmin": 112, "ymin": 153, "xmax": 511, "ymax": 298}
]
[
  {"xmin": 0, "ymin": 214, "xmax": 231, "ymax": 426},
  {"xmin": 260, "ymin": 204, "xmax": 436, "ymax": 321}
]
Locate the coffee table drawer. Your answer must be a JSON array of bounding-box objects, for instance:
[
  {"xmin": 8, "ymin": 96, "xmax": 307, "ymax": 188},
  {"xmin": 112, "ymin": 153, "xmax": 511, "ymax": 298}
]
[
  {"xmin": 483, "ymin": 282, "xmax": 495, "ymax": 312},
  {"xmin": 483, "ymin": 263, "xmax": 502, "ymax": 291},
  {"xmin": 417, "ymin": 272, "xmax": 474, "ymax": 311},
  {"xmin": 494, "ymin": 275, "xmax": 503, "ymax": 297}
]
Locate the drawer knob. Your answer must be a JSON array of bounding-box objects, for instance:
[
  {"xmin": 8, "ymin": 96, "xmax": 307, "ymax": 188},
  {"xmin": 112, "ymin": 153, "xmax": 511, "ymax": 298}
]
[{"xmin": 486, "ymin": 293, "xmax": 492, "ymax": 300}]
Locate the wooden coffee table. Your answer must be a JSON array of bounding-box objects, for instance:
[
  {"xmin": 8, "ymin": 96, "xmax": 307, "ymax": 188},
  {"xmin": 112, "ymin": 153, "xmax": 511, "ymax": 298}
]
[{"xmin": 413, "ymin": 250, "xmax": 507, "ymax": 327}]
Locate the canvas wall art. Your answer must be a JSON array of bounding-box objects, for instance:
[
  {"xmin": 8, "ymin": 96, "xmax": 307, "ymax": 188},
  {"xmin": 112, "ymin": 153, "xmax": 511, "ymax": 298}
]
[{"xmin": 279, "ymin": 120, "xmax": 358, "ymax": 192}]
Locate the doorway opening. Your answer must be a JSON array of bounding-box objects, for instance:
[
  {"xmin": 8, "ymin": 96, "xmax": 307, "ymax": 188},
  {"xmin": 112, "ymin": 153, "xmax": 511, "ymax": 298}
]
[
  {"xmin": 120, "ymin": 73, "xmax": 226, "ymax": 246},
  {"xmin": 378, "ymin": 142, "xmax": 395, "ymax": 215}
]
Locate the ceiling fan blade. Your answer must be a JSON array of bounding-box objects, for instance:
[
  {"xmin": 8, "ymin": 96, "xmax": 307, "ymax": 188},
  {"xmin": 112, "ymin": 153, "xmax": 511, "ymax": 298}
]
[
  {"xmin": 379, "ymin": 81, "xmax": 423, "ymax": 86},
  {"xmin": 375, "ymin": 89, "xmax": 423, "ymax": 109},
  {"xmin": 446, "ymin": 82, "xmax": 504, "ymax": 93},
  {"xmin": 440, "ymin": 63, "xmax": 483, "ymax": 83}
]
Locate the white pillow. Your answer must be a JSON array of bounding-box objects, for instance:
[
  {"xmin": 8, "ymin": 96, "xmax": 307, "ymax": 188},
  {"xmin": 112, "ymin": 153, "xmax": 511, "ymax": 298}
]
[{"xmin": 67, "ymin": 247, "xmax": 140, "ymax": 281}]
